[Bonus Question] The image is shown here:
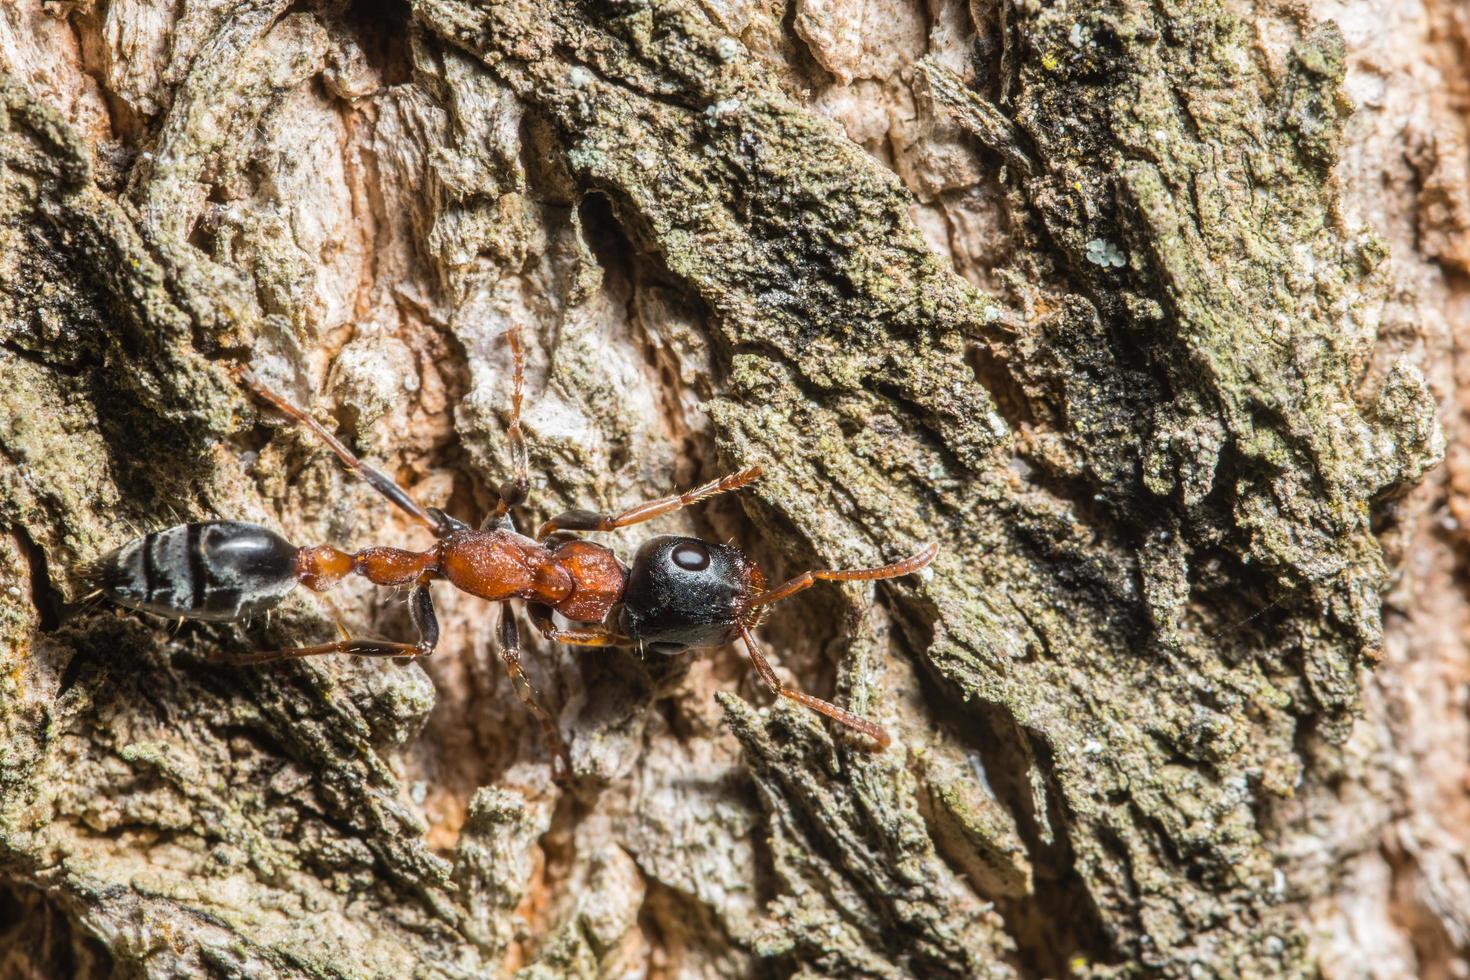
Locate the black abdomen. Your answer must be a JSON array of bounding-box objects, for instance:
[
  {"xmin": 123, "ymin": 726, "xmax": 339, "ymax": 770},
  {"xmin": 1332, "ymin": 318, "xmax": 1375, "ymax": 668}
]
[{"xmin": 93, "ymin": 522, "xmax": 300, "ymax": 621}]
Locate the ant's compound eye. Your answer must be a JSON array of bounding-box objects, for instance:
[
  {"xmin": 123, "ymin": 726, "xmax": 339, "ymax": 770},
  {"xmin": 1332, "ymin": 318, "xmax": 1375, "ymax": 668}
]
[{"xmin": 671, "ymin": 540, "xmax": 710, "ymax": 571}]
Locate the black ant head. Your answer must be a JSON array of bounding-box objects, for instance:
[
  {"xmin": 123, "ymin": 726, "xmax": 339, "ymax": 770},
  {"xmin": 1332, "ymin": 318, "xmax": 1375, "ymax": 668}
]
[{"xmin": 618, "ymin": 535, "xmax": 766, "ymax": 655}]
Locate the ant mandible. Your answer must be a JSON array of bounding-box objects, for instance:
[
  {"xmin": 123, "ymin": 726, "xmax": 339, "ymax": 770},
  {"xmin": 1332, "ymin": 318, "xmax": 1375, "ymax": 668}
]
[{"xmin": 89, "ymin": 329, "xmax": 937, "ymax": 766}]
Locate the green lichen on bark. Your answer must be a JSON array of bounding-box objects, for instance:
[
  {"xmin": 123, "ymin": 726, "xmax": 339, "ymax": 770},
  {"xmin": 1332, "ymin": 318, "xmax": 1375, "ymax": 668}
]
[{"xmin": 0, "ymin": 0, "xmax": 1445, "ymax": 977}]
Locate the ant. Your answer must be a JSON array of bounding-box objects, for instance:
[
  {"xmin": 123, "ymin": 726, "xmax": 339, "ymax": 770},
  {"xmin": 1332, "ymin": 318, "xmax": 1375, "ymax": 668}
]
[{"xmin": 88, "ymin": 330, "xmax": 937, "ymax": 769}]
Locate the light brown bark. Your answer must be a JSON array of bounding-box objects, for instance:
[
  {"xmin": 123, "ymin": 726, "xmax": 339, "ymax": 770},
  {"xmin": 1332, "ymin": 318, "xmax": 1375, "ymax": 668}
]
[{"xmin": 0, "ymin": 1, "xmax": 1466, "ymax": 977}]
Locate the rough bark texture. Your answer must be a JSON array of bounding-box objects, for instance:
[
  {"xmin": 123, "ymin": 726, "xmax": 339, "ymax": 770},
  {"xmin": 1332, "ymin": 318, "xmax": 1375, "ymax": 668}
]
[{"xmin": 0, "ymin": 0, "xmax": 1464, "ymax": 977}]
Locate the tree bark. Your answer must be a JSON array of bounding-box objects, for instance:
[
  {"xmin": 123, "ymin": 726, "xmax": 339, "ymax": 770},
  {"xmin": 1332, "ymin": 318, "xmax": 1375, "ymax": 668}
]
[{"xmin": 0, "ymin": 0, "xmax": 1464, "ymax": 977}]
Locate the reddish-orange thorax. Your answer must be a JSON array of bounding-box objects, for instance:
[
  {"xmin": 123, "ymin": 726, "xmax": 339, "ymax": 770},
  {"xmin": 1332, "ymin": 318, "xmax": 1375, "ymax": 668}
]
[
  {"xmin": 548, "ymin": 539, "xmax": 628, "ymax": 623},
  {"xmin": 440, "ymin": 529, "xmax": 570, "ymax": 602},
  {"xmin": 438, "ymin": 529, "xmax": 627, "ymax": 624}
]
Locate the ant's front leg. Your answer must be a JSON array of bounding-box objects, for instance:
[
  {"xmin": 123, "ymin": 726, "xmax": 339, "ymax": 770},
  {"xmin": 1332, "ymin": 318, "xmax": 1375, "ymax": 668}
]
[
  {"xmin": 498, "ymin": 605, "xmax": 572, "ymax": 778},
  {"xmin": 536, "ymin": 466, "xmax": 762, "ymax": 541},
  {"xmin": 736, "ymin": 624, "xmax": 891, "ymax": 750},
  {"xmin": 216, "ymin": 582, "xmax": 440, "ymax": 666},
  {"xmin": 525, "ymin": 603, "xmax": 625, "ymax": 647}
]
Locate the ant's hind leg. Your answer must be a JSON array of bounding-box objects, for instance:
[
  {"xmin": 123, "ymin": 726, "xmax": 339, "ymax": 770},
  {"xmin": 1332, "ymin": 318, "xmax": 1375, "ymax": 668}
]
[
  {"xmin": 498, "ymin": 606, "xmax": 572, "ymax": 777},
  {"xmin": 736, "ymin": 624, "xmax": 891, "ymax": 750},
  {"xmin": 536, "ymin": 466, "xmax": 763, "ymax": 540},
  {"xmin": 239, "ymin": 371, "xmax": 451, "ymax": 537},
  {"xmin": 214, "ymin": 638, "xmax": 425, "ymax": 666},
  {"xmin": 217, "ymin": 583, "xmax": 440, "ymax": 665}
]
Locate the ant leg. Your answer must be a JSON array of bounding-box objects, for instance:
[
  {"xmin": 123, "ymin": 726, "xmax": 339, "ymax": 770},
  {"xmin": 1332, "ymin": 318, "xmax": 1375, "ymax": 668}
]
[
  {"xmin": 736, "ymin": 624, "xmax": 891, "ymax": 750},
  {"xmin": 525, "ymin": 603, "xmax": 625, "ymax": 647},
  {"xmin": 428, "ymin": 509, "xmax": 471, "ymax": 534},
  {"xmin": 486, "ymin": 327, "xmax": 531, "ymax": 529},
  {"xmin": 747, "ymin": 542, "xmax": 938, "ymax": 609},
  {"xmin": 316, "ymin": 593, "xmax": 353, "ymax": 642},
  {"xmin": 217, "ymin": 583, "xmax": 439, "ymax": 665},
  {"xmin": 215, "ymin": 639, "xmax": 423, "ymax": 665},
  {"xmin": 240, "ymin": 371, "xmax": 450, "ymax": 536},
  {"xmin": 498, "ymin": 605, "xmax": 572, "ymax": 776},
  {"xmin": 407, "ymin": 582, "xmax": 440, "ymax": 655},
  {"xmin": 537, "ymin": 465, "xmax": 763, "ymax": 540}
]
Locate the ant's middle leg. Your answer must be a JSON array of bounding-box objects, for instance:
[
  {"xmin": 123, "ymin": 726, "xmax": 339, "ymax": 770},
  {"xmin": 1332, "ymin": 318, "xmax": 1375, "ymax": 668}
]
[
  {"xmin": 216, "ymin": 582, "xmax": 440, "ymax": 666},
  {"xmin": 498, "ymin": 605, "xmax": 571, "ymax": 776},
  {"xmin": 239, "ymin": 371, "xmax": 452, "ymax": 537},
  {"xmin": 484, "ymin": 327, "xmax": 530, "ymax": 530},
  {"xmin": 536, "ymin": 465, "xmax": 763, "ymax": 541},
  {"xmin": 316, "ymin": 593, "xmax": 353, "ymax": 642}
]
